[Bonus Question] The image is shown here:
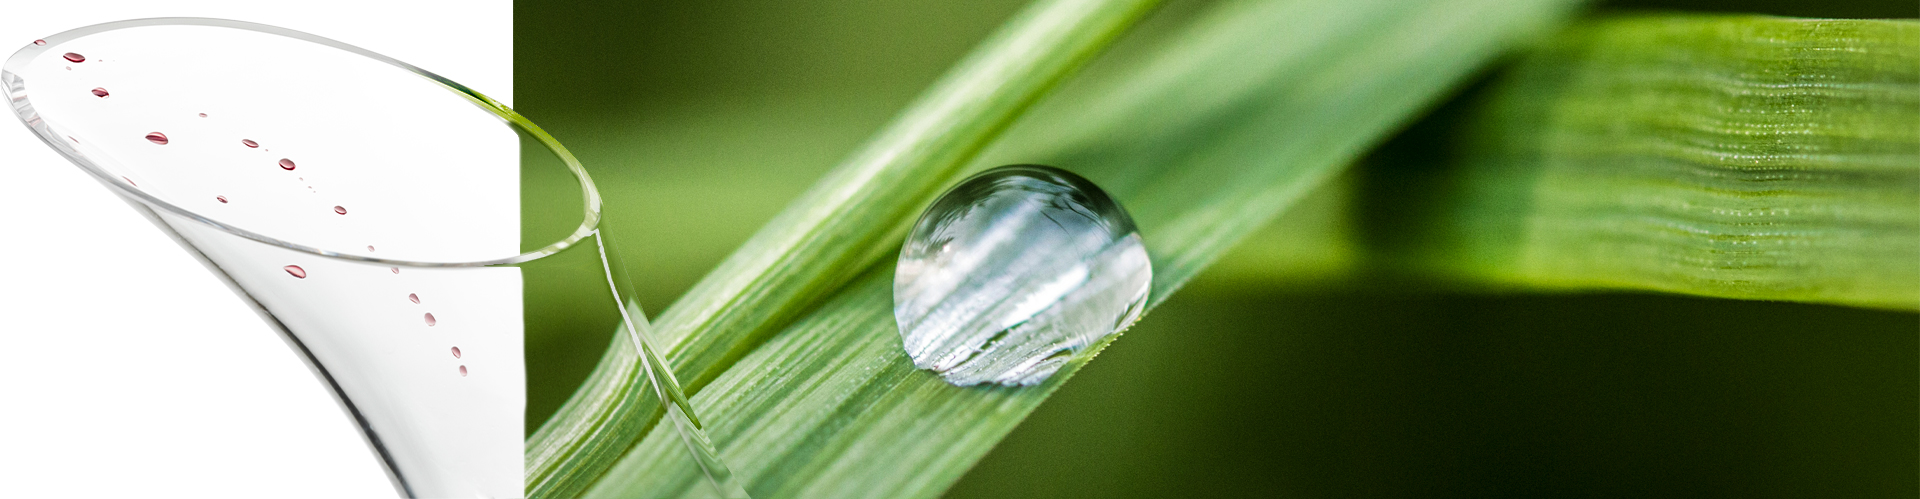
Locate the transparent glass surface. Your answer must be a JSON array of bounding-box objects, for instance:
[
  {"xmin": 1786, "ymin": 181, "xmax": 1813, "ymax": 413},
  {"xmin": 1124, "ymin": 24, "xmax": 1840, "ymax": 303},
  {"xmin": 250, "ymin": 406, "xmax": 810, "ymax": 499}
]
[{"xmin": 5, "ymin": 19, "xmax": 744, "ymax": 498}]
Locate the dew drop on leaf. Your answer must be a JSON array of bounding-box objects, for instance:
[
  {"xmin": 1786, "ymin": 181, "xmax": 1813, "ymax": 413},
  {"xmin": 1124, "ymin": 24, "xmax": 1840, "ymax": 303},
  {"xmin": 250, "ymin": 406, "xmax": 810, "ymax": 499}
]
[{"xmin": 893, "ymin": 165, "xmax": 1151, "ymax": 387}]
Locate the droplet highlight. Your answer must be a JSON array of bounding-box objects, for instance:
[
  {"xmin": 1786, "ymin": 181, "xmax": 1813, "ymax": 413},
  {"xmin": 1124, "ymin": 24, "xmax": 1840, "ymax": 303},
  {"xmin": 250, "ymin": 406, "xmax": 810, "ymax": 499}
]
[
  {"xmin": 424, "ymin": 313, "xmax": 436, "ymax": 326},
  {"xmin": 333, "ymin": 205, "xmax": 347, "ymax": 215},
  {"xmin": 90, "ymin": 87, "xmax": 108, "ymax": 98},
  {"xmin": 241, "ymin": 139, "xmax": 258, "ymax": 148},
  {"xmin": 283, "ymin": 265, "xmax": 307, "ymax": 279},
  {"xmin": 62, "ymin": 52, "xmax": 84, "ymax": 63},
  {"xmin": 893, "ymin": 165, "xmax": 1151, "ymax": 387},
  {"xmin": 277, "ymin": 158, "xmax": 296, "ymax": 170},
  {"xmin": 144, "ymin": 132, "xmax": 168, "ymax": 145},
  {"xmin": 451, "ymin": 346, "xmax": 462, "ymax": 358}
]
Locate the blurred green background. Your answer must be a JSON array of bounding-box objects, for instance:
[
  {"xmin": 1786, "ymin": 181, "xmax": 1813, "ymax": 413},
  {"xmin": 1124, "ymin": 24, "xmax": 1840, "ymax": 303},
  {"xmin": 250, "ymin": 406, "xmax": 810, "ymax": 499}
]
[{"xmin": 515, "ymin": 0, "xmax": 1917, "ymax": 496}]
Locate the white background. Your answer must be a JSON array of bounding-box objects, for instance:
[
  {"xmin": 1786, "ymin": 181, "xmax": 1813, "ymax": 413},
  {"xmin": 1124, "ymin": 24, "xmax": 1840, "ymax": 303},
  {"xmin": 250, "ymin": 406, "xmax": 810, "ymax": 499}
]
[{"xmin": 0, "ymin": 3, "xmax": 510, "ymax": 497}]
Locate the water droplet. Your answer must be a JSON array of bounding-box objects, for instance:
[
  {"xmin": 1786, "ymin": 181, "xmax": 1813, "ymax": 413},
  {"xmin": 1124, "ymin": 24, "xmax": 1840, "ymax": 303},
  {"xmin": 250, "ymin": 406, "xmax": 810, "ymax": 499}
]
[
  {"xmin": 33, "ymin": 39, "xmax": 46, "ymax": 46},
  {"xmin": 423, "ymin": 313, "xmax": 436, "ymax": 326},
  {"xmin": 451, "ymin": 346, "xmax": 462, "ymax": 358},
  {"xmin": 893, "ymin": 165, "xmax": 1151, "ymax": 387},
  {"xmin": 458, "ymin": 365, "xmax": 468, "ymax": 376},
  {"xmin": 62, "ymin": 52, "xmax": 84, "ymax": 63},
  {"xmin": 217, "ymin": 195, "xmax": 228, "ymax": 203},
  {"xmin": 198, "ymin": 113, "xmax": 208, "ymax": 118},
  {"xmin": 144, "ymin": 132, "xmax": 168, "ymax": 145},
  {"xmin": 277, "ymin": 158, "xmax": 296, "ymax": 170},
  {"xmin": 283, "ymin": 265, "xmax": 307, "ymax": 279},
  {"xmin": 90, "ymin": 87, "xmax": 108, "ymax": 98},
  {"xmin": 390, "ymin": 267, "xmax": 400, "ymax": 274},
  {"xmin": 333, "ymin": 205, "xmax": 347, "ymax": 215},
  {"xmin": 409, "ymin": 293, "xmax": 420, "ymax": 304},
  {"xmin": 241, "ymin": 139, "xmax": 258, "ymax": 148}
]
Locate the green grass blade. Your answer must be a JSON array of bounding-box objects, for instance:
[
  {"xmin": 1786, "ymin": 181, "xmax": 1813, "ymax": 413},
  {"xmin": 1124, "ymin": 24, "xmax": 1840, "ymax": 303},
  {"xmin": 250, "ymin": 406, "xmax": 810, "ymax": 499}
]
[
  {"xmin": 583, "ymin": 0, "xmax": 1583, "ymax": 497},
  {"xmin": 525, "ymin": 0, "xmax": 1160, "ymax": 495},
  {"xmin": 1361, "ymin": 15, "xmax": 1920, "ymax": 310}
]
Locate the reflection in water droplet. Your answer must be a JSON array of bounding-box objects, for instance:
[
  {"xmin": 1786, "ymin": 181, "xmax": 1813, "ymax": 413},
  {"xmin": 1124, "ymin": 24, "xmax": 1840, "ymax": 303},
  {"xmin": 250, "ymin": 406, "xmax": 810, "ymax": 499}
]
[
  {"xmin": 283, "ymin": 265, "xmax": 307, "ymax": 279},
  {"xmin": 33, "ymin": 40, "xmax": 46, "ymax": 46},
  {"xmin": 893, "ymin": 165, "xmax": 1151, "ymax": 387},
  {"xmin": 62, "ymin": 52, "xmax": 83, "ymax": 63},
  {"xmin": 217, "ymin": 195, "xmax": 228, "ymax": 203},
  {"xmin": 451, "ymin": 346, "xmax": 462, "ymax": 358},
  {"xmin": 409, "ymin": 293, "xmax": 420, "ymax": 304},
  {"xmin": 144, "ymin": 132, "xmax": 168, "ymax": 145},
  {"xmin": 90, "ymin": 87, "xmax": 108, "ymax": 97},
  {"xmin": 241, "ymin": 139, "xmax": 258, "ymax": 148},
  {"xmin": 424, "ymin": 313, "xmax": 436, "ymax": 326},
  {"xmin": 277, "ymin": 158, "xmax": 296, "ymax": 170},
  {"xmin": 458, "ymin": 365, "xmax": 468, "ymax": 377},
  {"xmin": 333, "ymin": 205, "xmax": 347, "ymax": 215}
]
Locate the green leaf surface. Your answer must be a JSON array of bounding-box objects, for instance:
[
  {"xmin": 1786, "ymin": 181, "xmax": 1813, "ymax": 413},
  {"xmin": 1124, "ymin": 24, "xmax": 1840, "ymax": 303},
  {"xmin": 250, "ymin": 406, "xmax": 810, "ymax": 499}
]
[
  {"xmin": 525, "ymin": 0, "xmax": 1160, "ymax": 495},
  {"xmin": 578, "ymin": 0, "xmax": 1583, "ymax": 497},
  {"xmin": 1355, "ymin": 15, "xmax": 1920, "ymax": 309}
]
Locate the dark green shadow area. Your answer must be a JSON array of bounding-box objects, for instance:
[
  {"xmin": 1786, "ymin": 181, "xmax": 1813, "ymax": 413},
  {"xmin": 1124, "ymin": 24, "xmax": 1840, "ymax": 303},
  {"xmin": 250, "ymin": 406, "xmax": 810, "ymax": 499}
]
[{"xmin": 949, "ymin": 287, "xmax": 1919, "ymax": 497}]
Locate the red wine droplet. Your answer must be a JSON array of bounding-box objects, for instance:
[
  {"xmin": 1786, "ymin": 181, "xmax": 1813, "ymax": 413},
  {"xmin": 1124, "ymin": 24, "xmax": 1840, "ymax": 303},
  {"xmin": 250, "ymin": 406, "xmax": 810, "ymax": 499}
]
[
  {"xmin": 122, "ymin": 176, "xmax": 136, "ymax": 186},
  {"xmin": 283, "ymin": 265, "xmax": 307, "ymax": 279},
  {"xmin": 451, "ymin": 346, "xmax": 462, "ymax": 358},
  {"xmin": 390, "ymin": 267, "xmax": 400, "ymax": 274},
  {"xmin": 333, "ymin": 205, "xmax": 347, "ymax": 215},
  {"xmin": 90, "ymin": 87, "xmax": 108, "ymax": 97},
  {"xmin": 424, "ymin": 313, "xmax": 437, "ymax": 326},
  {"xmin": 277, "ymin": 158, "xmax": 296, "ymax": 170},
  {"xmin": 217, "ymin": 195, "xmax": 228, "ymax": 203},
  {"xmin": 241, "ymin": 139, "xmax": 258, "ymax": 148},
  {"xmin": 33, "ymin": 40, "xmax": 46, "ymax": 46},
  {"xmin": 144, "ymin": 132, "xmax": 168, "ymax": 145},
  {"xmin": 366, "ymin": 245, "xmax": 376, "ymax": 252},
  {"xmin": 408, "ymin": 293, "xmax": 420, "ymax": 304},
  {"xmin": 62, "ymin": 52, "xmax": 83, "ymax": 63},
  {"xmin": 459, "ymin": 365, "xmax": 468, "ymax": 377},
  {"xmin": 198, "ymin": 113, "xmax": 208, "ymax": 118}
]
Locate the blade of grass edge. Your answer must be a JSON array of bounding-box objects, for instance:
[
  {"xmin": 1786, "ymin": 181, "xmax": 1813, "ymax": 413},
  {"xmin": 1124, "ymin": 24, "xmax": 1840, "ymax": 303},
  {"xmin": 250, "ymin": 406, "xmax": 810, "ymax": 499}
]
[
  {"xmin": 525, "ymin": 0, "xmax": 1162, "ymax": 496},
  {"xmin": 585, "ymin": 0, "xmax": 1585, "ymax": 497},
  {"xmin": 1359, "ymin": 15, "xmax": 1920, "ymax": 310}
]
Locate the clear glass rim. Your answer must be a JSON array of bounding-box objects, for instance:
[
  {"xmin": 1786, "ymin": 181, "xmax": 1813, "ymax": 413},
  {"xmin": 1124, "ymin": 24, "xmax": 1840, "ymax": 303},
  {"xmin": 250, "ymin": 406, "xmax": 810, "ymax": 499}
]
[{"xmin": 4, "ymin": 17, "xmax": 602, "ymax": 267}]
